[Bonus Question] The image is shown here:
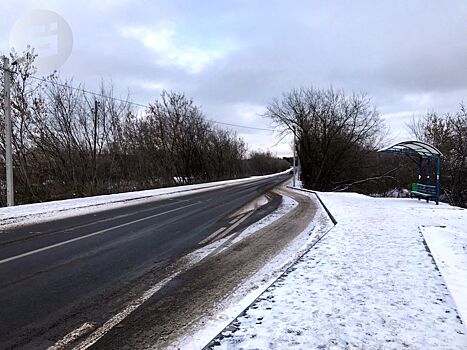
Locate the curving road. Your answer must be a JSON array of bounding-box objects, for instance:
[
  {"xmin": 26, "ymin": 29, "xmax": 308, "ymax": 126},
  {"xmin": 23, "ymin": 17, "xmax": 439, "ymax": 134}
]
[{"xmin": 0, "ymin": 174, "xmax": 289, "ymax": 349}]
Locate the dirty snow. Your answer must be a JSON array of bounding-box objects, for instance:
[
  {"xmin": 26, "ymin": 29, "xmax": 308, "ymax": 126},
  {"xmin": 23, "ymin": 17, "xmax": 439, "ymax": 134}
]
[
  {"xmin": 214, "ymin": 192, "xmax": 467, "ymax": 350},
  {"xmin": 183, "ymin": 193, "xmax": 298, "ymax": 268},
  {"xmin": 216, "ymin": 193, "xmax": 299, "ymax": 253},
  {"xmin": 172, "ymin": 190, "xmax": 332, "ymax": 350},
  {"xmin": 0, "ymin": 169, "xmax": 290, "ymax": 230}
]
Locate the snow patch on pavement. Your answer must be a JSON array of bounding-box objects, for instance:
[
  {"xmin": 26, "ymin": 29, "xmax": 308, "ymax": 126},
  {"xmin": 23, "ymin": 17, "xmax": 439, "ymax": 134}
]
[
  {"xmin": 185, "ymin": 191, "xmax": 298, "ymax": 265},
  {"xmin": 215, "ymin": 194, "xmax": 299, "ymax": 255},
  {"xmin": 183, "ymin": 192, "xmax": 299, "ymax": 276},
  {"xmin": 214, "ymin": 193, "xmax": 467, "ymax": 349},
  {"xmin": 230, "ymin": 194, "xmax": 271, "ymax": 216},
  {"xmin": 172, "ymin": 191, "xmax": 332, "ymax": 350}
]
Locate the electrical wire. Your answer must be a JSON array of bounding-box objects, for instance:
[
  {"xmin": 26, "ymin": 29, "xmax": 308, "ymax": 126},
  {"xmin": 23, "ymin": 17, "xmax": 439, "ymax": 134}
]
[
  {"xmin": 25, "ymin": 75, "xmax": 276, "ymax": 132},
  {"xmin": 1, "ymin": 63, "xmax": 277, "ymax": 132}
]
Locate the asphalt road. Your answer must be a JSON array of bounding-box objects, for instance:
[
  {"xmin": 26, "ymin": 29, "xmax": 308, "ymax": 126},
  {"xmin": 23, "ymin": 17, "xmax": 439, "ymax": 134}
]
[
  {"xmin": 0, "ymin": 173, "xmax": 289, "ymax": 349},
  {"xmin": 89, "ymin": 186, "xmax": 317, "ymax": 350}
]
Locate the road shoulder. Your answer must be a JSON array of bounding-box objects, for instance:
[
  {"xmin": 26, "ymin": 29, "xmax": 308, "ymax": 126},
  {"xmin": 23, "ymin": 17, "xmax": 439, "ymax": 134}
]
[{"xmin": 83, "ymin": 186, "xmax": 320, "ymax": 349}]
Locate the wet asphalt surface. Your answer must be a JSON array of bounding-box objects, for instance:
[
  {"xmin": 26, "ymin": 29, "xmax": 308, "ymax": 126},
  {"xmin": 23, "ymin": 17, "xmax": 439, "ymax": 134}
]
[
  {"xmin": 88, "ymin": 187, "xmax": 316, "ymax": 350},
  {"xmin": 0, "ymin": 174, "xmax": 289, "ymax": 349}
]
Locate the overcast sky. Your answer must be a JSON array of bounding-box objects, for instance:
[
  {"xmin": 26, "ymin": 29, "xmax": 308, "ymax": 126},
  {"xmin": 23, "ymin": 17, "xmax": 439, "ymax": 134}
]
[{"xmin": 1, "ymin": 0, "xmax": 466, "ymax": 156}]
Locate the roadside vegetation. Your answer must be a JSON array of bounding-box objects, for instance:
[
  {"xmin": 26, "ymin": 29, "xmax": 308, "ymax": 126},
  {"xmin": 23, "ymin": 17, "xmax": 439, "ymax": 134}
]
[
  {"xmin": 0, "ymin": 51, "xmax": 289, "ymax": 205},
  {"xmin": 407, "ymin": 108, "xmax": 467, "ymax": 208},
  {"xmin": 1, "ymin": 50, "xmax": 465, "ymax": 208},
  {"xmin": 266, "ymin": 86, "xmax": 387, "ymax": 191},
  {"xmin": 266, "ymin": 86, "xmax": 466, "ymax": 208}
]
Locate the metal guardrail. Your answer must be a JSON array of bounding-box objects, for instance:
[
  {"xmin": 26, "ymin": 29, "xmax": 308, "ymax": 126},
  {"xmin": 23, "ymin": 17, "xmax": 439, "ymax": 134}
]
[{"xmin": 286, "ymin": 186, "xmax": 337, "ymax": 225}]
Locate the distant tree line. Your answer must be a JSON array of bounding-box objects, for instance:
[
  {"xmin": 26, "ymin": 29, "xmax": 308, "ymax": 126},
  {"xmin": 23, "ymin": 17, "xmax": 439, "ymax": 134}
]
[
  {"xmin": 2, "ymin": 51, "xmax": 464, "ymax": 208},
  {"xmin": 0, "ymin": 51, "xmax": 289, "ymax": 205}
]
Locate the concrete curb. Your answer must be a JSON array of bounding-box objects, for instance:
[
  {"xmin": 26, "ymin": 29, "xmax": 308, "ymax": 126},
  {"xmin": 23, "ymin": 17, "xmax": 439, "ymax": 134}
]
[{"xmin": 202, "ymin": 187, "xmax": 337, "ymax": 349}]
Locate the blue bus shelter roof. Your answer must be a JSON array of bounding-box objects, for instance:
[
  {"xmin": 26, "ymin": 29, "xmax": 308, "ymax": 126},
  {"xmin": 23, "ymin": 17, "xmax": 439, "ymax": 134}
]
[{"xmin": 378, "ymin": 140, "xmax": 443, "ymax": 158}]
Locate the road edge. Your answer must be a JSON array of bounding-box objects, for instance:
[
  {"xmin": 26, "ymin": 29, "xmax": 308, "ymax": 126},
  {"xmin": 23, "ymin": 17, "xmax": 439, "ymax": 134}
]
[
  {"xmin": 201, "ymin": 187, "xmax": 337, "ymax": 349},
  {"xmin": 0, "ymin": 170, "xmax": 291, "ymax": 231}
]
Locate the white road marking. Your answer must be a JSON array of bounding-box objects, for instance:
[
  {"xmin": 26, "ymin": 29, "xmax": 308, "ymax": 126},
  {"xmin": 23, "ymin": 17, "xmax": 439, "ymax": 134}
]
[
  {"xmin": 199, "ymin": 226, "xmax": 227, "ymax": 246},
  {"xmin": 0, "ymin": 202, "xmax": 199, "ymax": 265},
  {"xmin": 229, "ymin": 215, "xmax": 243, "ymax": 224},
  {"xmin": 30, "ymin": 199, "xmax": 191, "ymax": 238},
  {"xmin": 47, "ymin": 322, "xmax": 95, "ymax": 350},
  {"xmin": 56, "ymin": 189, "xmax": 286, "ymax": 350},
  {"xmin": 72, "ymin": 272, "xmax": 181, "ymax": 350},
  {"xmin": 210, "ymin": 210, "xmax": 255, "ymax": 248}
]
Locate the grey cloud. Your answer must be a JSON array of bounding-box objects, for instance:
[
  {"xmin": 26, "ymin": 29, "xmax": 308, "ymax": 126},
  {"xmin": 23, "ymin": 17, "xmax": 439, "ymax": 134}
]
[{"xmin": 1, "ymin": 0, "xmax": 466, "ymax": 155}]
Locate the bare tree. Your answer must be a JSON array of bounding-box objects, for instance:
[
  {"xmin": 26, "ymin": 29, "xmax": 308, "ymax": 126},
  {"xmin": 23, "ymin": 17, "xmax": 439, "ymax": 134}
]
[
  {"xmin": 266, "ymin": 86, "xmax": 385, "ymax": 190},
  {"xmin": 408, "ymin": 106, "xmax": 467, "ymax": 207},
  {"xmin": 1, "ymin": 53, "xmax": 288, "ymax": 205}
]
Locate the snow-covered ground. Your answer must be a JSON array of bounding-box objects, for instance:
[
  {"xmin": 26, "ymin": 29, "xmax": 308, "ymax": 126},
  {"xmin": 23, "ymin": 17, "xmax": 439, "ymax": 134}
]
[
  {"xmin": 172, "ymin": 190, "xmax": 333, "ymax": 350},
  {"xmin": 0, "ymin": 170, "xmax": 290, "ymax": 230},
  {"xmin": 214, "ymin": 191, "xmax": 467, "ymax": 349},
  {"xmin": 422, "ymin": 225, "xmax": 467, "ymax": 326}
]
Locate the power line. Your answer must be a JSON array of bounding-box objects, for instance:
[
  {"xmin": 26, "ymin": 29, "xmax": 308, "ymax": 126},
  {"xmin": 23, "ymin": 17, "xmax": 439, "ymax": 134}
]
[
  {"xmin": 208, "ymin": 121, "xmax": 275, "ymax": 131},
  {"xmin": 2, "ymin": 65, "xmax": 278, "ymax": 132},
  {"xmin": 28, "ymin": 75, "xmax": 148, "ymax": 108},
  {"xmin": 26, "ymin": 74, "xmax": 277, "ymax": 133}
]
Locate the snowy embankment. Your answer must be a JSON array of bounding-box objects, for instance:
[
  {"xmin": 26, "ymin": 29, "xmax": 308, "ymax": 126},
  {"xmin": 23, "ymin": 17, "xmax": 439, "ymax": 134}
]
[
  {"xmin": 0, "ymin": 170, "xmax": 290, "ymax": 230},
  {"xmin": 215, "ymin": 191, "xmax": 467, "ymax": 349},
  {"xmin": 171, "ymin": 188, "xmax": 332, "ymax": 350}
]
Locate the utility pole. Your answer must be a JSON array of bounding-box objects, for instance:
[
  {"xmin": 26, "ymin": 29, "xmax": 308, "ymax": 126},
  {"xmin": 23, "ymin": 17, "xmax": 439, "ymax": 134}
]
[
  {"xmin": 297, "ymin": 143, "xmax": 301, "ymax": 182},
  {"xmin": 2, "ymin": 56, "xmax": 14, "ymax": 206},
  {"xmin": 292, "ymin": 126, "xmax": 296, "ymax": 187},
  {"xmin": 93, "ymin": 100, "xmax": 99, "ymax": 193}
]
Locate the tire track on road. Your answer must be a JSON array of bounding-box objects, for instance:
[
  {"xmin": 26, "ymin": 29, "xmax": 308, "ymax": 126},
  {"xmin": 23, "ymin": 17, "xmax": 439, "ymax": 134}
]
[{"xmin": 87, "ymin": 187, "xmax": 316, "ymax": 350}]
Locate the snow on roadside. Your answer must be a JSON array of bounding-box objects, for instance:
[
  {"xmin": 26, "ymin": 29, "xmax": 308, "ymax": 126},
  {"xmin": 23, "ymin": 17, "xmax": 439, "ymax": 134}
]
[
  {"xmin": 171, "ymin": 191, "xmax": 333, "ymax": 350},
  {"xmin": 214, "ymin": 192, "xmax": 467, "ymax": 349},
  {"xmin": 179, "ymin": 192, "xmax": 299, "ymax": 276},
  {"xmin": 422, "ymin": 225, "xmax": 467, "ymax": 325},
  {"xmin": 214, "ymin": 194, "xmax": 298, "ymax": 254},
  {"xmin": 0, "ymin": 170, "xmax": 290, "ymax": 230}
]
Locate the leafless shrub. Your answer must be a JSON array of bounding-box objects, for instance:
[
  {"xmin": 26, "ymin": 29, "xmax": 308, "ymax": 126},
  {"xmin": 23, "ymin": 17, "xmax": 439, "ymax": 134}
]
[{"xmin": 0, "ymin": 52, "xmax": 285, "ymax": 205}]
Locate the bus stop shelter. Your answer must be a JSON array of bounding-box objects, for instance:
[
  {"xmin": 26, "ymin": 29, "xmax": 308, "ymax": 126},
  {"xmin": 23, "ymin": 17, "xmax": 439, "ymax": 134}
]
[{"xmin": 378, "ymin": 140, "xmax": 443, "ymax": 204}]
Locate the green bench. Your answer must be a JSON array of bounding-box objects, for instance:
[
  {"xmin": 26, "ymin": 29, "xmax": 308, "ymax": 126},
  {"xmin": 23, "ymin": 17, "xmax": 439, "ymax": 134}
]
[{"xmin": 410, "ymin": 183, "xmax": 438, "ymax": 204}]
